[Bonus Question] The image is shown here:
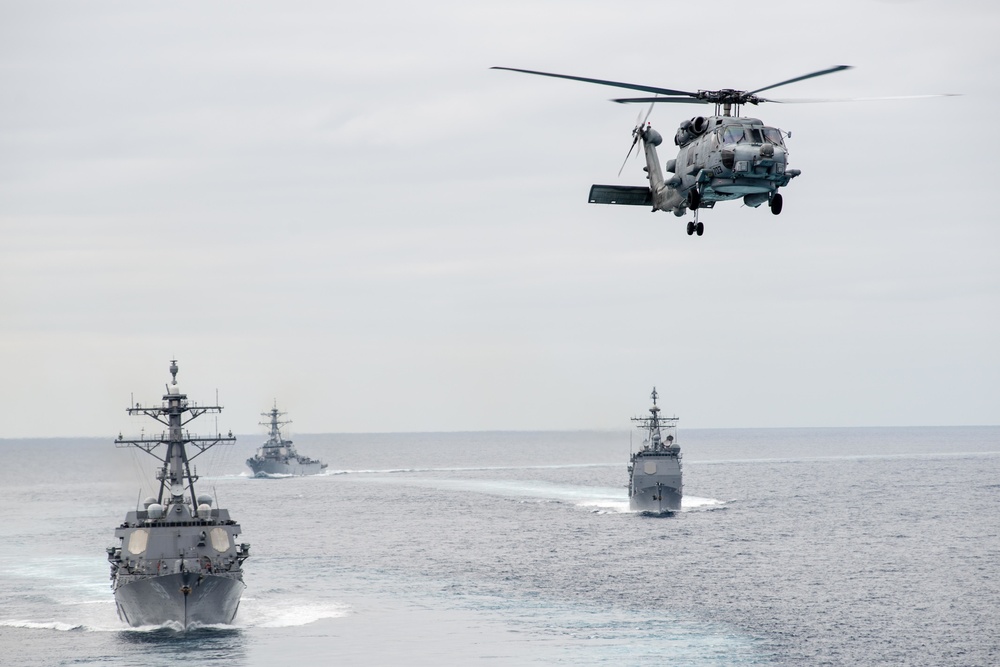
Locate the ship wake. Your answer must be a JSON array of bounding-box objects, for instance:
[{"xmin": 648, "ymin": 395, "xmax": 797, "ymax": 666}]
[
  {"xmin": 351, "ymin": 475, "xmax": 728, "ymax": 514},
  {"xmin": 1, "ymin": 598, "xmax": 349, "ymax": 634}
]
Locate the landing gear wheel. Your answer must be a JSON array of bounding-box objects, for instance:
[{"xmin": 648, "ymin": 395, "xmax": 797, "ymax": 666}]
[
  {"xmin": 686, "ymin": 221, "xmax": 695, "ymax": 236},
  {"xmin": 696, "ymin": 221, "xmax": 704, "ymax": 236},
  {"xmin": 770, "ymin": 192, "xmax": 783, "ymax": 215},
  {"xmin": 687, "ymin": 189, "xmax": 701, "ymax": 211}
]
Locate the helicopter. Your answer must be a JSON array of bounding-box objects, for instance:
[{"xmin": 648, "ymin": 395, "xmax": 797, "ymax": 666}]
[{"xmin": 492, "ymin": 65, "xmax": 949, "ymax": 236}]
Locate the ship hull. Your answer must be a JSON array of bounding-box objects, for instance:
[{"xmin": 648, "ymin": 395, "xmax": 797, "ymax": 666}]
[
  {"xmin": 246, "ymin": 458, "xmax": 326, "ymax": 477},
  {"xmin": 629, "ymin": 454, "xmax": 682, "ymax": 514},
  {"xmin": 629, "ymin": 484, "xmax": 682, "ymax": 514},
  {"xmin": 114, "ymin": 572, "xmax": 245, "ymax": 628}
]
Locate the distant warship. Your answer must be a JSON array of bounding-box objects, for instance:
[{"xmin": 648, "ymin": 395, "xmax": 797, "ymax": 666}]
[
  {"xmin": 628, "ymin": 387, "xmax": 682, "ymax": 513},
  {"xmin": 107, "ymin": 360, "xmax": 250, "ymax": 628},
  {"xmin": 246, "ymin": 403, "xmax": 327, "ymax": 477}
]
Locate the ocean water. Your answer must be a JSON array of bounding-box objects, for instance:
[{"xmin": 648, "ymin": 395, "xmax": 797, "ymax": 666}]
[{"xmin": 1, "ymin": 427, "xmax": 998, "ymax": 666}]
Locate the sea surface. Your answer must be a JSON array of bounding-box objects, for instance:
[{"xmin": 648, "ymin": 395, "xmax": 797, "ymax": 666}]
[{"xmin": 1, "ymin": 427, "xmax": 998, "ymax": 666}]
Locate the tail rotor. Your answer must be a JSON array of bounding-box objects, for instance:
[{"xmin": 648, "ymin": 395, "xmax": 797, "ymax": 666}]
[{"xmin": 618, "ymin": 102, "xmax": 655, "ymax": 177}]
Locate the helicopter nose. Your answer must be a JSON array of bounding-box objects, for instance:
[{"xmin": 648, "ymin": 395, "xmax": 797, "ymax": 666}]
[{"xmin": 756, "ymin": 144, "xmax": 785, "ymax": 167}]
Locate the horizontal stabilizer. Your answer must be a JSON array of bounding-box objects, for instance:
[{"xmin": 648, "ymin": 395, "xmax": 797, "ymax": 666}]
[{"xmin": 588, "ymin": 185, "xmax": 652, "ymax": 206}]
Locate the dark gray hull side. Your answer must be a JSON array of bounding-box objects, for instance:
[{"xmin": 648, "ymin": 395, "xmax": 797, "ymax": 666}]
[
  {"xmin": 246, "ymin": 459, "xmax": 325, "ymax": 477},
  {"xmin": 629, "ymin": 485, "xmax": 682, "ymax": 514},
  {"xmin": 114, "ymin": 571, "xmax": 245, "ymax": 628}
]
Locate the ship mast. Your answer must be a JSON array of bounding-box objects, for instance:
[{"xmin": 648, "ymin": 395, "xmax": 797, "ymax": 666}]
[
  {"xmin": 115, "ymin": 359, "xmax": 235, "ymax": 508},
  {"xmin": 259, "ymin": 401, "xmax": 291, "ymax": 446},
  {"xmin": 630, "ymin": 386, "xmax": 678, "ymax": 451}
]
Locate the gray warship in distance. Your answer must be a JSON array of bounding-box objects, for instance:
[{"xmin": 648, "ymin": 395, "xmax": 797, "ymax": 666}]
[
  {"xmin": 628, "ymin": 387, "xmax": 683, "ymax": 514},
  {"xmin": 246, "ymin": 404, "xmax": 327, "ymax": 477},
  {"xmin": 107, "ymin": 360, "xmax": 250, "ymax": 628}
]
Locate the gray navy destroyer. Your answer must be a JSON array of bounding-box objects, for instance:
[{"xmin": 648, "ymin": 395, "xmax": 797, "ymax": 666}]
[
  {"xmin": 628, "ymin": 388, "xmax": 682, "ymax": 514},
  {"xmin": 246, "ymin": 404, "xmax": 327, "ymax": 477},
  {"xmin": 107, "ymin": 360, "xmax": 250, "ymax": 628}
]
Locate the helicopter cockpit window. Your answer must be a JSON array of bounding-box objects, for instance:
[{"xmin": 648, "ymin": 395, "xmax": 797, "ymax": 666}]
[
  {"xmin": 762, "ymin": 128, "xmax": 784, "ymax": 145},
  {"xmin": 721, "ymin": 126, "xmax": 745, "ymax": 144},
  {"xmin": 747, "ymin": 128, "xmax": 764, "ymax": 143}
]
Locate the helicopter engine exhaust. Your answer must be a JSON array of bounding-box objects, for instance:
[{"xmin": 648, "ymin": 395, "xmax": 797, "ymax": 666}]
[{"xmin": 690, "ymin": 116, "xmax": 709, "ymax": 134}]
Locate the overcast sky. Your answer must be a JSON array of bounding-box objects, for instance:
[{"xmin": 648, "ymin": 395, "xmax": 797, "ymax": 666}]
[{"xmin": 1, "ymin": 0, "xmax": 997, "ymax": 437}]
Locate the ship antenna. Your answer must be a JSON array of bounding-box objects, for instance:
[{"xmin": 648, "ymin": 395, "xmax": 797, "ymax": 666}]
[{"xmin": 135, "ymin": 488, "xmax": 142, "ymax": 512}]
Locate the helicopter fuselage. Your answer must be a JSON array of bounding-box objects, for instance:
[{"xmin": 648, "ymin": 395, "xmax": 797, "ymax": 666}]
[{"xmin": 647, "ymin": 115, "xmax": 800, "ymax": 217}]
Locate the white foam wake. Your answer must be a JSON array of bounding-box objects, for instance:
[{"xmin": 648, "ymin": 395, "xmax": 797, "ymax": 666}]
[
  {"xmin": 0, "ymin": 618, "xmax": 173, "ymax": 633},
  {"xmin": 586, "ymin": 494, "xmax": 729, "ymax": 514},
  {"xmin": 236, "ymin": 599, "xmax": 350, "ymax": 628},
  {"xmin": 0, "ymin": 620, "xmax": 85, "ymax": 632},
  {"xmin": 683, "ymin": 495, "xmax": 727, "ymax": 510},
  {"xmin": 1, "ymin": 601, "xmax": 349, "ymax": 633},
  {"xmin": 329, "ymin": 463, "xmax": 615, "ymax": 476},
  {"xmin": 351, "ymin": 475, "xmax": 729, "ymax": 514}
]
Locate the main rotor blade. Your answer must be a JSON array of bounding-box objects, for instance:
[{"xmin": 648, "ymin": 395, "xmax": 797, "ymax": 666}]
[
  {"xmin": 747, "ymin": 65, "xmax": 853, "ymax": 96},
  {"xmin": 763, "ymin": 93, "xmax": 961, "ymax": 103},
  {"xmin": 491, "ymin": 67, "xmax": 696, "ymax": 97},
  {"xmin": 612, "ymin": 96, "xmax": 707, "ymax": 105}
]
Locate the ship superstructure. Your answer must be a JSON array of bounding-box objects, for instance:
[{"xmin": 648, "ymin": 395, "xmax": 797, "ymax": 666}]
[
  {"xmin": 628, "ymin": 387, "xmax": 682, "ymax": 513},
  {"xmin": 246, "ymin": 403, "xmax": 326, "ymax": 477},
  {"xmin": 107, "ymin": 360, "xmax": 249, "ymax": 628}
]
